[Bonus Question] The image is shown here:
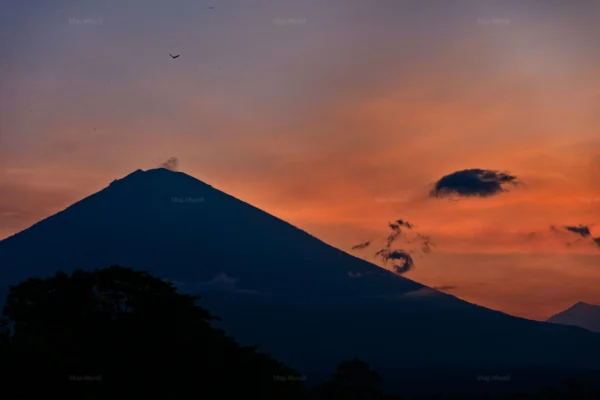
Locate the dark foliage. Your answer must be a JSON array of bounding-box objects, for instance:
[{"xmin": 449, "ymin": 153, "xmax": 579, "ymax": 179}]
[
  {"xmin": 316, "ymin": 358, "xmax": 384, "ymax": 399},
  {"xmin": 1, "ymin": 265, "xmax": 599, "ymax": 400},
  {"xmin": 0, "ymin": 265, "xmax": 308, "ymax": 399},
  {"xmin": 314, "ymin": 358, "xmax": 600, "ymax": 400}
]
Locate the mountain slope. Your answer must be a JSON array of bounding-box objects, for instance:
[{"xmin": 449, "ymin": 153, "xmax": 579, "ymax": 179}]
[
  {"xmin": 548, "ymin": 302, "xmax": 600, "ymax": 333},
  {"xmin": 0, "ymin": 168, "xmax": 422, "ymax": 298},
  {"xmin": 1, "ymin": 168, "xmax": 600, "ymax": 395}
]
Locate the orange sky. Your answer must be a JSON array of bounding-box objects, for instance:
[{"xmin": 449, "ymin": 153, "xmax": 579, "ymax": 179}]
[{"xmin": 1, "ymin": 0, "xmax": 599, "ymax": 321}]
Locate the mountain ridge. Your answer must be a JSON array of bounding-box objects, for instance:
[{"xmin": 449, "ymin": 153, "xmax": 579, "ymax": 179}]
[
  {"xmin": 0, "ymin": 168, "xmax": 424, "ymax": 297},
  {"xmin": 548, "ymin": 301, "xmax": 600, "ymax": 333},
  {"xmin": 2, "ymin": 167, "xmax": 600, "ymax": 395}
]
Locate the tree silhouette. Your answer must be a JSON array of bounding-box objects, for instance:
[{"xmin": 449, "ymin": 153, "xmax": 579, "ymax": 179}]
[
  {"xmin": 0, "ymin": 265, "xmax": 308, "ymax": 399},
  {"xmin": 318, "ymin": 357, "xmax": 384, "ymax": 399},
  {"xmin": 3, "ymin": 266, "xmax": 599, "ymax": 400},
  {"xmin": 0, "ymin": 315, "xmax": 10, "ymax": 354}
]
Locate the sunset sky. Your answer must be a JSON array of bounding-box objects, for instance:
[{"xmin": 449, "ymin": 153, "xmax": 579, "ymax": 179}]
[{"xmin": 1, "ymin": 0, "xmax": 599, "ymax": 321}]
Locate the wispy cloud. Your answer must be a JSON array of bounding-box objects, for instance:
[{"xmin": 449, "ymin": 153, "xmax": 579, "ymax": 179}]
[
  {"xmin": 160, "ymin": 157, "xmax": 179, "ymax": 171},
  {"xmin": 171, "ymin": 273, "xmax": 259, "ymax": 295}
]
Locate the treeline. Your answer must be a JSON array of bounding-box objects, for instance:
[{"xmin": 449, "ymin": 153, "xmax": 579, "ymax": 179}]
[{"xmin": 0, "ymin": 266, "xmax": 597, "ymax": 399}]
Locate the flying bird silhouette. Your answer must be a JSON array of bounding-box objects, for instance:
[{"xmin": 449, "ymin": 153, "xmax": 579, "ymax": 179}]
[{"xmin": 169, "ymin": 54, "xmax": 180, "ymax": 59}]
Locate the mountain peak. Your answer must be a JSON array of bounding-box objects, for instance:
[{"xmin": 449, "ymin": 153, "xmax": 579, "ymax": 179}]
[
  {"xmin": 108, "ymin": 167, "xmax": 207, "ymax": 188},
  {"xmin": 146, "ymin": 167, "xmax": 178, "ymax": 174},
  {"xmin": 0, "ymin": 167, "xmax": 423, "ymax": 298},
  {"xmin": 110, "ymin": 168, "xmax": 144, "ymax": 184},
  {"xmin": 121, "ymin": 167, "xmax": 178, "ymax": 179},
  {"xmin": 571, "ymin": 301, "xmax": 595, "ymax": 310}
]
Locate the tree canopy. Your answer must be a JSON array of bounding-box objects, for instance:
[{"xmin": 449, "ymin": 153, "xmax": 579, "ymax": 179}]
[
  {"xmin": 317, "ymin": 357, "xmax": 384, "ymax": 400},
  {"xmin": 0, "ymin": 265, "xmax": 308, "ymax": 399},
  {"xmin": 1, "ymin": 265, "xmax": 597, "ymax": 400}
]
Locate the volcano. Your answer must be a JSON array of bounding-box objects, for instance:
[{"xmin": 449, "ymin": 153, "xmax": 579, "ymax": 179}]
[
  {"xmin": 1, "ymin": 168, "xmax": 600, "ymax": 396},
  {"xmin": 0, "ymin": 168, "xmax": 422, "ymax": 297}
]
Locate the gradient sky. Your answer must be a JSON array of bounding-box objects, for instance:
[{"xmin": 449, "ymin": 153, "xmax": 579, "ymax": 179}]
[{"xmin": 1, "ymin": 0, "xmax": 599, "ymax": 321}]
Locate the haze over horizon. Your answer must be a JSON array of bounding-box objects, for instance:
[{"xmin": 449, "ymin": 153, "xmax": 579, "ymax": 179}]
[{"xmin": 1, "ymin": 0, "xmax": 599, "ymax": 321}]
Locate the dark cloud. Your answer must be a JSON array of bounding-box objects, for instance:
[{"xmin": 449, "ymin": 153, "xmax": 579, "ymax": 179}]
[
  {"xmin": 415, "ymin": 233, "xmax": 434, "ymax": 254},
  {"xmin": 432, "ymin": 285, "xmax": 456, "ymax": 291},
  {"xmin": 564, "ymin": 224, "xmax": 591, "ymax": 238},
  {"xmin": 430, "ymin": 168, "xmax": 522, "ymax": 198},
  {"xmin": 172, "ymin": 273, "xmax": 258, "ymax": 295},
  {"xmin": 386, "ymin": 230, "xmax": 400, "ymax": 248},
  {"xmin": 386, "ymin": 219, "xmax": 415, "ymax": 248},
  {"xmin": 352, "ymin": 217, "xmax": 433, "ymax": 275},
  {"xmin": 550, "ymin": 224, "xmax": 599, "ymax": 248},
  {"xmin": 394, "ymin": 219, "xmax": 415, "ymax": 229},
  {"xmin": 351, "ymin": 241, "xmax": 371, "ymax": 250},
  {"xmin": 160, "ymin": 157, "xmax": 179, "ymax": 171},
  {"xmin": 375, "ymin": 249, "xmax": 414, "ymax": 274},
  {"xmin": 402, "ymin": 288, "xmax": 446, "ymax": 298}
]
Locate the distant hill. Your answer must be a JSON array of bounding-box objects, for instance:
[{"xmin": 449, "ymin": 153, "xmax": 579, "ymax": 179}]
[
  {"xmin": 2, "ymin": 168, "xmax": 600, "ymax": 396},
  {"xmin": 547, "ymin": 302, "xmax": 600, "ymax": 333}
]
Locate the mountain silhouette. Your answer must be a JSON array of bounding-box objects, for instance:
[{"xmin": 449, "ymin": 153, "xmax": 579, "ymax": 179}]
[
  {"xmin": 0, "ymin": 168, "xmax": 422, "ymax": 298},
  {"xmin": 548, "ymin": 302, "xmax": 600, "ymax": 333},
  {"xmin": 1, "ymin": 168, "xmax": 600, "ymax": 396}
]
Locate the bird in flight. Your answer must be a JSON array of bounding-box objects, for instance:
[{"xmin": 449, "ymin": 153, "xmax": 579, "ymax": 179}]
[
  {"xmin": 208, "ymin": 6, "xmax": 214, "ymax": 9},
  {"xmin": 170, "ymin": 53, "xmax": 180, "ymax": 59}
]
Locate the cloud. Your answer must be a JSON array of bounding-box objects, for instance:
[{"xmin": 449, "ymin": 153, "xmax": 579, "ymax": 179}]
[
  {"xmin": 363, "ymin": 285, "xmax": 454, "ymax": 300},
  {"xmin": 564, "ymin": 224, "xmax": 591, "ymax": 238},
  {"xmin": 171, "ymin": 273, "xmax": 258, "ymax": 295},
  {"xmin": 375, "ymin": 248, "xmax": 414, "ymax": 274},
  {"xmin": 415, "ymin": 233, "xmax": 434, "ymax": 254},
  {"xmin": 160, "ymin": 157, "xmax": 179, "ymax": 171},
  {"xmin": 199, "ymin": 272, "xmax": 238, "ymax": 289},
  {"xmin": 550, "ymin": 224, "xmax": 599, "ymax": 248},
  {"xmin": 429, "ymin": 168, "xmax": 522, "ymax": 198},
  {"xmin": 351, "ymin": 241, "xmax": 371, "ymax": 250},
  {"xmin": 386, "ymin": 219, "xmax": 415, "ymax": 247},
  {"xmin": 352, "ymin": 217, "xmax": 434, "ymax": 275},
  {"xmin": 402, "ymin": 287, "xmax": 447, "ymax": 298},
  {"xmin": 431, "ymin": 285, "xmax": 457, "ymax": 291},
  {"xmin": 363, "ymin": 287, "xmax": 447, "ymax": 300}
]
